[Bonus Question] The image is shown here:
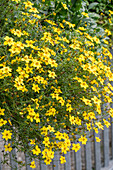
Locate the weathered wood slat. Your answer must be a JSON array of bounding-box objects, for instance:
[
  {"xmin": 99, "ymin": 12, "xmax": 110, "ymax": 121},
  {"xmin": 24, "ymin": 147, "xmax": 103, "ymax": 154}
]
[
  {"xmin": 9, "ymin": 147, "xmax": 18, "ymax": 170},
  {"xmin": 40, "ymin": 160, "xmax": 47, "ymax": 170},
  {"xmin": 85, "ymin": 137, "xmax": 92, "ymax": 170},
  {"xmin": 110, "ymin": 70, "xmax": 113, "ymax": 159},
  {"xmin": 75, "ymin": 146, "xmax": 82, "ymax": 170},
  {"xmin": 25, "ymin": 153, "xmax": 33, "ymax": 170},
  {"xmin": 0, "ymin": 157, "xmax": 2, "ymax": 170},
  {"xmin": 103, "ymin": 126, "xmax": 109, "ymax": 167},
  {"xmin": 53, "ymin": 151, "xmax": 60, "ymax": 170},
  {"xmin": 94, "ymin": 130, "xmax": 101, "ymax": 170},
  {"xmin": 64, "ymin": 151, "xmax": 71, "ymax": 170},
  {"xmin": 111, "ymin": 117, "xmax": 113, "ymax": 159}
]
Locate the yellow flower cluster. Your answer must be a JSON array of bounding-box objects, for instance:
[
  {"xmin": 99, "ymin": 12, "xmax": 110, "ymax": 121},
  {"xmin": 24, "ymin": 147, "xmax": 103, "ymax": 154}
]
[{"xmin": 1, "ymin": 0, "xmax": 113, "ymax": 167}]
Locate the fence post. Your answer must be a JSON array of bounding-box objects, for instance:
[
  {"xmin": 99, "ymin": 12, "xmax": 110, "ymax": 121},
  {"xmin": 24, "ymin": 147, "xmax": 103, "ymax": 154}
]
[
  {"xmin": 74, "ymin": 145, "xmax": 82, "ymax": 170},
  {"xmin": 53, "ymin": 151, "xmax": 60, "ymax": 170},
  {"xmin": 111, "ymin": 79, "xmax": 113, "ymax": 160},
  {"xmin": 0, "ymin": 157, "xmax": 2, "ymax": 170},
  {"xmin": 102, "ymin": 126, "xmax": 109, "ymax": 167},
  {"xmin": 9, "ymin": 145, "xmax": 18, "ymax": 170},
  {"xmin": 25, "ymin": 152, "xmax": 33, "ymax": 170},
  {"xmin": 94, "ymin": 130, "xmax": 101, "ymax": 170},
  {"xmin": 64, "ymin": 151, "xmax": 71, "ymax": 170},
  {"xmin": 111, "ymin": 85, "xmax": 113, "ymax": 160},
  {"xmin": 40, "ymin": 160, "xmax": 47, "ymax": 170},
  {"xmin": 84, "ymin": 136, "xmax": 92, "ymax": 170},
  {"xmin": 110, "ymin": 44, "xmax": 113, "ymax": 159}
]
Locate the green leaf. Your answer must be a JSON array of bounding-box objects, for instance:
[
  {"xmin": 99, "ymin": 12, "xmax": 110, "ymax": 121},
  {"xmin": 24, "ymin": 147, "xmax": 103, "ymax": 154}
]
[
  {"xmin": 89, "ymin": 2, "xmax": 99, "ymax": 9},
  {"xmin": 88, "ymin": 12, "xmax": 100, "ymax": 19}
]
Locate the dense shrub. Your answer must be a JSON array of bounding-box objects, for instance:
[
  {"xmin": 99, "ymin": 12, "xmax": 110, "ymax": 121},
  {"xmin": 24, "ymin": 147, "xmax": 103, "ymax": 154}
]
[{"xmin": 0, "ymin": 0, "xmax": 113, "ymax": 168}]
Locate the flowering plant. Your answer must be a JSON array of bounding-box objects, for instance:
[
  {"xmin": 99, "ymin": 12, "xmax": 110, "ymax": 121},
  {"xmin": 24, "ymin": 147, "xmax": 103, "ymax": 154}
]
[{"xmin": 0, "ymin": 0, "xmax": 113, "ymax": 168}]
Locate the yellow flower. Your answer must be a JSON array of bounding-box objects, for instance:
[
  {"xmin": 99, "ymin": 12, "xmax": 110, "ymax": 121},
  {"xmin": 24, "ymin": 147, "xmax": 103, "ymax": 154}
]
[
  {"xmin": 61, "ymin": 2, "xmax": 68, "ymax": 10},
  {"xmin": 60, "ymin": 156, "xmax": 66, "ymax": 164},
  {"xmin": 48, "ymin": 70, "xmax": 56, "ymax": 79},
  {"xmin": 88, "ymin": 112, "xmax": 96, "ymax": 120},
  {"xmin": 30, "ymin": 161, "xmax": 36, "ymax": 169},
  {"xmin": 72, "ymin": 143, "xmax": 81, "ymax": 152},
  {"xmin": 61, "ymin": 143, "xmax": 69, "ymax": 154},
  {"xmin": 79, "ymin": 27, "xmax": 86, "ymax": 31},
  {"xmin": 69, "ymin": 115, "xmax": 75, "ymax": 125},
  {"xmin": 47, "ymin": 125, "xmax": 55, "ymax": 132},
  {"xmin": 81, "ymin": 97, "xmax": 92, "ymax": 106},
  {"xmin": 0, "ymin": 108, "xmax": 5, "ymax": 115},
  {"xmin": 75, "ymin": 117, "xmax": 81, "ymax": 126},
  {"xmin": 13, "ymin": 29, "xmax": 23, "ymax": 37},
  {"xmin": 109, "ymin": 10, "xmax": 113, "ymax": 15},
  {"xmin": 34, "ymin": 113, "xmax": 40, "ymax": 123},
  {"xmin": 80, "ymin": 81, "xmax": 88, "ymax": 89},
  {"xmin": 32, "ymin": 145, "xmax": 41, "ymax": 155},
  {"xmin": 2, "ymin": 67, "xmax": 12, "ymax": 74},
  {"xmin": 43, "ymin": 137, "xmax": 50, "ymax": 146},
  {"xmin": 25, "ymin": 40, "xmax": 35, "ymax": 47},
  {"xmin": 2, "ymin": 130, "xmax": 12, "ymax": 141},
  {"xmin": 23, "ymin": 1, "xmax": 33, "ymax": 8},
  {"xmin": 66, "ymin": 106, "xmax": 73, "ymax": 112},
  {"xmin": 40, "ymin": 126, "xmax": 48, "ymax": 136},
  {"xmin": 93, "ymin": 36, "xmax": 100, "ymax": 44},
  {"xmin": 105, "ymin": 29, "xmax": 111, "ymax": 36},
  {"xmin": 44, "ymin": 157, "xmax": 52, "ymax": 165},
  {"xmin": 103, "ymin": 119, "xmax": 111, "ymax": 128},
  {"xmin": 4, "ymin": 36, "xmax": 14, "ymax": 46},
  {"xmin": 108, "ymin": 18, "xmax": 112, "ymax": 24},
  {"xmin": 47, "ymin": 149, "xmax": 54, "ymax": 159},
  {"xmin": 12, "ymin": 0, "xmax": 21, "ymax": 2},
  {"xmin": 93, "ymin": 127, "xmax": 99, "ymax": 134},
  {"xmin": 78, "ymin": 135, "xmax": 87, "ymax": 145},
  {"xmin": 95, "ymin": 122, "xmax": 104, "ymax": 130},
  {"xmin": 29, "ymin": 7, "xmax": 39, "ymax": 13},
  {"xmin": 48, "ymin": 59, "xmax": 58, "ymax": 67},
  {"xmin": 0, "ymin": 119, "xmax": 7, "ymax": 127},
  {"xmin": 55, "ymin": 131, "xmax": 63, "ymax": 140},
  {"xmin": 86, "ymin": 123, "xmax": 91, "ymax": 131},
  {"xmin": 4, "ymin": 143, "xmax": 12, "ymax": 152},
  {"xmin": 30, "ymin": 139, "xmax": 36, "ymax": 145},
  {"xmin": 32, "ymin": 84, "xmax": 40, "ymax": 93},
  {"xmin": 95, "ymin": 137, "xmax": 101, "ymax": 142},
  {"xmin": 31, "ymin": 59, "xmax": 41, "ymax": 69},
  {"xmin": 81, "ymin": 12, "xmax": 89, "ymax": 18}
]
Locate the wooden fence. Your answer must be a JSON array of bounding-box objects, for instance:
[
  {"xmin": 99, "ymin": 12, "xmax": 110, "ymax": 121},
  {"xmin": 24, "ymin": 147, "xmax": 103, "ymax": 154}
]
[{"xmin": 0, "ymin": 123, "xmax": 113, "ymax": 170}]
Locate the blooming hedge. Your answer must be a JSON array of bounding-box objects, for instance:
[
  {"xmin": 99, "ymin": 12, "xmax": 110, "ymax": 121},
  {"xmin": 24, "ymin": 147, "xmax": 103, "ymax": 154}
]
[{"xmin": 0, "ymin": 0, "xmax": 113, "ymax": 168}]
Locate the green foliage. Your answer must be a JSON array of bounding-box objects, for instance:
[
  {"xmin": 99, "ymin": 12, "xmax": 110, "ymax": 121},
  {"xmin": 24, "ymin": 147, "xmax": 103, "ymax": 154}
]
[{"xmin": 0, "ymin": 0, "xmax": 113, "ymax": 168}]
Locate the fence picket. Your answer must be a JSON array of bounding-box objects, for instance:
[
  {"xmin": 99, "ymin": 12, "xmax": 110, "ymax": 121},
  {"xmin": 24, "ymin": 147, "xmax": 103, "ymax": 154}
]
[
  {"xmin": 85, "ymin": 137, "xmax": 92, "ymax": 170},
  {"xmin": 9, "ymin": 147, "xmax": 18, "ymax": 170},
  {"xmin": 53, "ymin": 151, "xmax": 60, "ymax": 170},
  {"xmin": 74, "ymin": 146, "xmax": 82, "ymax": 170},
  {"xmin": 103, "ymin": 126, "xmax": 109, "ymax": 167},
  {"xmin": 40, "ymin": 160, "xmax": 47, "ymax": 170},
  {"xmin": 111, "ymin": 117, "xmax": 113, "ymax": 160},
  {"xmin": 110, "ymin": 52, "xmax": 113, "ymax": 159},
  {"xmin": 64, "ymin": 151, "xmax": 71, "ymax": 170},
  {"xmin": 25, "ymin": 152, "xmax": 32, "ymax": 170},
  {"xmin": 94, "ymin": 130, "xmax": 101, "ymax": 170},
  {"xmin": 0, "ymin": 157, "xmax": 2, "ymax": 170}
]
